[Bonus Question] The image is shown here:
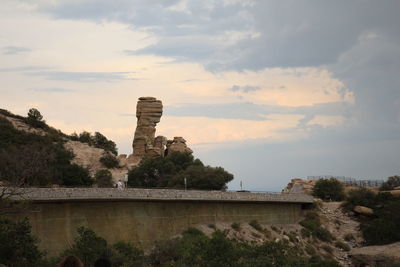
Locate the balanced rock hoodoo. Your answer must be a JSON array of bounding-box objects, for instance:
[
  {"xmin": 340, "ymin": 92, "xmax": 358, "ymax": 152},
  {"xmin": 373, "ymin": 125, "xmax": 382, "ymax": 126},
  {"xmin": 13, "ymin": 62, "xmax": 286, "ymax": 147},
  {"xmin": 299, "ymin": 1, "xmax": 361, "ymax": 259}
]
[{"xmin": 130, "ymin": 97, "xmax": 192, "ymax": 161}]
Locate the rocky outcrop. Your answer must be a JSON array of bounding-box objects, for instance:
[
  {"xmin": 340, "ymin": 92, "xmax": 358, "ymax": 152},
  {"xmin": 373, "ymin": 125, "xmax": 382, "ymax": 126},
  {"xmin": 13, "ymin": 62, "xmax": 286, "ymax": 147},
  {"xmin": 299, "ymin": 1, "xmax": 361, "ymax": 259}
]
[
  {"xmin": 353, "ymin": 205, "xmax": 374, "ymax": 216},
  {"xmin": 132, "ymin": 97, "xmax": 163, "ymax": 157},
  {"xmin": 351, "ymin": 242, "xmax": 400, "ymax": 267},
  {"xmin": 166, "ymin": 137, "xmax": 193, "ymax": 155},
  {"xmin": 283, "ymin": 178, "xmax": 317, "ymax": 194},
  {"xmin": 130, "ymin": 97, "xmax": 192, "ymax": 161}
]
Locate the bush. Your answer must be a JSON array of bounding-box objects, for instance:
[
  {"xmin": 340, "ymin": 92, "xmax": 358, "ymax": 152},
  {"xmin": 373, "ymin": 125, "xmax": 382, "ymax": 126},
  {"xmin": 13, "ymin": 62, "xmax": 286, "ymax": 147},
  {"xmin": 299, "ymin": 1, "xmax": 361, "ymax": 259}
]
[
  {"xmin": 26, "ymin": 108, "xmax": 47, "ymax": 128},
  {"xmin": 300, "ymin": 212, "xmax": 333, "ymax": 242},
  {"xmin": 75, "ymin": 131, "xmax": 118, "ymax": 155},
  {"xmin": 344, "ymin": 187, "xmax": 376, "ymax": 210},
  {"xmin": 312, "ymin": 178, "xmax": 345, "ymax": 201},
  {"xmin": 59, "ymin": 164, "xmax": 93, "ymax": 187},
  {"xmin": 249, "ymin": 220, "xmax": 263, "ymax": 232},
  {"xmin": 344, "ymin": 233, "xmax": 355, "ymax": 242},
  {"xmin": 99, "ymin": 154, "xmax": 119, "ymax": 169},
  {"xmin": 231, "ymin": 222, "xmax": 241, "ymax": 231},
  {"xmin": 128, "ymin": 152, "xmax": 234, "ymax": 190},
  {"xmin": 334, "ymin": 241, "xmax": 350, "ymax": 251},
  {"xmin": 95, "ymin": 170, "xmax": 113, "ymax": 188},
  {"xmin": 380, "ymin": 175, "xmax": 400, "ymax": 191},
  {"xmin": 0, "ymin": 218, "xmax": 44, "ymax": 266},
  {"xmin": 64, "ymin": 226, "xmax": 110, "ymax": 266}
]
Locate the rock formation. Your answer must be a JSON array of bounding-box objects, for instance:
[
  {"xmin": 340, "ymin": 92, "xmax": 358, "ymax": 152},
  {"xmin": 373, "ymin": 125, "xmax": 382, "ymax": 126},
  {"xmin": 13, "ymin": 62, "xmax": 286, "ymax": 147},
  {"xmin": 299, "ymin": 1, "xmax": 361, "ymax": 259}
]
[
  {"xmin": 166, "ymin": 137, "xmax": 193, "ymax": 155},
  {"xmin": 132, "ymin": 97, "xmax": 163, "ymax": 157},
  {"xmin": 130, "ymin": 97, "xmax": 192, "ymax": 161}
]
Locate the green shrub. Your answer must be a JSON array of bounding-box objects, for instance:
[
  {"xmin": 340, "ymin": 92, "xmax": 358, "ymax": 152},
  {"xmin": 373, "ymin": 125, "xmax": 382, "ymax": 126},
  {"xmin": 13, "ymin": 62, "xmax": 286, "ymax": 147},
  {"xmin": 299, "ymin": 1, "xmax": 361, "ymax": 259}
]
[
  {"xmin": 231, "ymin": 222, "xmax": 241, "ymax": 231},
  {"xmin": 0, "ymin": 218, "xmax": 44, "ymax": 266},
  {"xmin": 380, "ymin": 175, "xmax": 400, "ymax": 191},
  {"xmin": 111, "ymin": 241, "xmax": 143, "ymax": 267},
  {"xmin": 208, "ymin": 224, "xmax": 216, "ymax": 229},
  {"xmin": 344, "ymin": 233, "xmax": 355, "ymax": 242},
  {"xmin": 300, "ymin": 212, "xmax": 333, "ymax": 242},
  {"xmin": 128, "ymin": 152, "xmax": 233, "ymax": 190},
  {"xmin": 99, "ymin": 154, "xmax": 119, "ymax": 168},
  {"xmin": 75, "ymin": 131, "xmax": 118, "ymax": 155},
  {"xmin": 344, "ymin": 187, "xmax": 376, "ymax": 210},
  {"xmin": 26, "ymin": 108, "xmax": 47, "ymax": 129},
  {"xmin": 305, "ymin": 244, "xmax": 316, "ymax": 255},
  {"xmin": 95, "ymin": 169, "xmax": 113, "ymax": 188},
  {"xmin": 64, "ymin": 226, "xmax": 109, "ymax": 266},
  {"xmin": 321, "ymin": 244, "xmax": 333, "ymax": 254},
  {"xmin": 334, "ymin": 241, "xmax": 350, "ymax": 251},
  {"xmin": 249, "ymin": 220, "xmax": 263, "ymax": 232},
  {"xmin": 312, "ymin": 178, "xmax": 345, "ymax": 201}
]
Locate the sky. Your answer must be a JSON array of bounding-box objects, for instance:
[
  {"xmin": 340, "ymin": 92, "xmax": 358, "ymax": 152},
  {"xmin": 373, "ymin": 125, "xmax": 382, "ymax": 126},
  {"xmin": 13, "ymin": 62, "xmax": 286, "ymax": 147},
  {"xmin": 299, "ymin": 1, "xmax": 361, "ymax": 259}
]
[{"xmin": 1, "ymin": 0, "xmax": 399, "ymax": 191}]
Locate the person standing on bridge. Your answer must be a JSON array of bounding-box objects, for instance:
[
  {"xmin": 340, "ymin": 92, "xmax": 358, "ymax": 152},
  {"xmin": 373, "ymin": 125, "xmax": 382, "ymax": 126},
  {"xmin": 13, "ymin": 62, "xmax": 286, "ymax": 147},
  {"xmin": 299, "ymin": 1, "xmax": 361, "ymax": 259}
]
[{"xmin": 117, "ymin": 179, "xmax": 125, "ymax": 190}]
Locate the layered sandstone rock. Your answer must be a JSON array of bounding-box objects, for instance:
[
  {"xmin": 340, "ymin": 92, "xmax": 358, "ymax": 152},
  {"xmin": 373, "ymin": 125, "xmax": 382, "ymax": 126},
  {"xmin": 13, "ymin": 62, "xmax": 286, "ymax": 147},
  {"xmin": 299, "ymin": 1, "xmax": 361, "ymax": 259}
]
[
  {"xmin": 353, "ymin": 205, "xmax": 374, "ymax": 216},
  {"xmin": 131, "ymin": 97, "xmax": 192, "ymax": 160},
  {"xmin": 166, "ymin": 137, "xmax": 193, "ymax": 155},
  {"xmin": 132, "ymin": 97, "xmax": 163, "ymax": 157},
  {"xmin": 351, "ymin": 242, "xmax": 400, "ymax": 266}
]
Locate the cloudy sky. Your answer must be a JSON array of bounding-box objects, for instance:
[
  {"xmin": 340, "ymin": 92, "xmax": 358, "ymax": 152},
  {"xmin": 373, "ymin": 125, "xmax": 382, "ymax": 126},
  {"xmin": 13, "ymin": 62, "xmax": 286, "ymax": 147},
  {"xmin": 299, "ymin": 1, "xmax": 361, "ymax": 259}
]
[{"xmin": 1, "ymin": 0, "xmax": 399, "ymax": 191}]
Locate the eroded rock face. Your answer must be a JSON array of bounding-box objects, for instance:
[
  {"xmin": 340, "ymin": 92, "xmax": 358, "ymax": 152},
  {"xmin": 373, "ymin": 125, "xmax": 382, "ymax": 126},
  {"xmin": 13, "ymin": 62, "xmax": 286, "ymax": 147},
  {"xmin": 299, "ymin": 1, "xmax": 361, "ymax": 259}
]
[
  {"xmin": 131, "ymin": 97, "xmax": 193, "ymax": 161},
  {"xmin": 132, "ymin": 97, "xmax": 164, "ymax": 157},
  {"xmin": 166, "ymin": 137, "xmax": 193, "ymax": 155}
]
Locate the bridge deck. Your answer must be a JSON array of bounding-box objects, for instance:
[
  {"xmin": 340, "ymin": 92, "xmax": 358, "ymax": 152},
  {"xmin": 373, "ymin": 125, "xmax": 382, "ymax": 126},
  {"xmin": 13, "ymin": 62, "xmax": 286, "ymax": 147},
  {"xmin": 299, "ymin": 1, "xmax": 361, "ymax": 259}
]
[{"xmin": 11, "ymin": 188, "xmax": 314, "ymax": 204}]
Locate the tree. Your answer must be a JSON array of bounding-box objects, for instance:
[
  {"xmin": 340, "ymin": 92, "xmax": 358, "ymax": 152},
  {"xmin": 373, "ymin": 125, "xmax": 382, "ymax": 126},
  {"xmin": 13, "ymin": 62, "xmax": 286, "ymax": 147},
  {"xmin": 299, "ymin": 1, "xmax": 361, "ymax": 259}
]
[
  {"xmin": 127, "ymin": 152, "xmax": 233, "ymax": 190},
  {"xmin": 27, "ymin": 108, "xmax": 43, "ymax": 121},
  {"xmin": 168, "ymin": 165, "xmax": 233, "ymax": 190},
  {"xmin": 65, "ymin": 226, "xmax": 109, "ymax": 267},
  {"xmin": 26, "ymin": 108, "xmax": 46, "ymax": 128},
  {"xmin": 312, "ymin": 178, "xmax": 345, "ymax": 201},
  {"xmin": 99, "ymin": 153, "xmax": 119, "ymax": 169},
  {"xmin": 95, "ymin": 169, "xmax": 113, "ymax": 188},
  {"xmin": 380, "ymin": 175, "xmax": 400, "ymax": 191},
  {"xmin": 0, "ymin": 218, "xmax": 44, "ymax": 266}
]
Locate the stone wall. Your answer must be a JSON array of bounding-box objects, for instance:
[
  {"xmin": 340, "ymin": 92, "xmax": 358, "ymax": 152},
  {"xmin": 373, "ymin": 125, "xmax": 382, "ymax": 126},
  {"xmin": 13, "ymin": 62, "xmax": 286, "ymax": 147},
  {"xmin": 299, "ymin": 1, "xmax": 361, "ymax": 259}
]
[{"xmin": 9, "ymin": 188, "xmax": 312, "ymax": 256}]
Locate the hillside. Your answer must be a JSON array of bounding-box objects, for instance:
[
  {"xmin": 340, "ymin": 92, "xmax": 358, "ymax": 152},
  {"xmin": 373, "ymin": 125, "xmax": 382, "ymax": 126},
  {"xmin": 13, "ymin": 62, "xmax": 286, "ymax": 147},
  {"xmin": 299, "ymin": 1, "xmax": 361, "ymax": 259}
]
[{"xmin": 0, "ymin": 108, "xmax": 125, "ymax": 187}]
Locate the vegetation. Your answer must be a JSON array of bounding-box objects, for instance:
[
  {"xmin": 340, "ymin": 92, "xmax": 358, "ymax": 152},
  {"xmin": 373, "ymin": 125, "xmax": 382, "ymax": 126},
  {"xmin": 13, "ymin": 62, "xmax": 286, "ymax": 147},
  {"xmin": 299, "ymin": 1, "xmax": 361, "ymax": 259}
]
[
  {"xmin": 148, "ymin": 227, "xmax": 341, "ymax": 267},
  {"xmin": 70, "ymin": 131, "xmax": 118, "ymax": 155},
  {"xmin": 61, "ymin": 226, "xmax": 144, "ymax": 267},
  {"xmin": 249, "ymin": 220, "xmax": 263, "ymax": 232},
  {"xmin": 343, "ymin": 187, "xmax": 400, "ymax": 245},
  {"xmin": 300, "ymin": 212, "xmax": 333, "ymax": 242},
  {"xmin": 0, "ymin": 115, "xmax": 92, "ymax": 187},
  {"xmin": 312, "ymin": 178, "xmax": 345, "ymax": 201},
  {"xmin": 26, "ymin": 108, "xmax": 46, "ymax": 128},
  {"xmin": 128, "ymin": 152, "xmax": 234, "ymax": 190},
  {"xmin": 380, "ymin": 175, "xmax": 400, "ymax": 191},
  {"xmin": 334, "ymin": 241, "xmax": 350, "ymax": 251},
  {"xmin": 231, "ymin": 222, "xmax": 241, "ymax": 231},
  {"xmin": 99, "ymin": 153, "xmax": 119, "ymax": 168},
  {"xmin": 95, "ymin": 169, "xmax": 113, "ymax": 188},
  {"xmin": 0, "ymin": 218, "xmax": 44, "ymax": 266}
]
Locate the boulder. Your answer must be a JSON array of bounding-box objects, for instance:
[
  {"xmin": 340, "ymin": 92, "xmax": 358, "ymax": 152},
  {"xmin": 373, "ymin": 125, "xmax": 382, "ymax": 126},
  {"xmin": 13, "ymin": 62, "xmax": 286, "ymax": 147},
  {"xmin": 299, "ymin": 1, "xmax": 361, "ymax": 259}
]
[
  {"xmin": 351, "ymin": 242, "xmax": 400, "ymax": 267},
  {"xmin": 166, "ymin": 137, "xmax": 193, "ymax": 155},
  {"xmin": 353, "ymin": 205, "xmax": 374, "ymax": 215}
]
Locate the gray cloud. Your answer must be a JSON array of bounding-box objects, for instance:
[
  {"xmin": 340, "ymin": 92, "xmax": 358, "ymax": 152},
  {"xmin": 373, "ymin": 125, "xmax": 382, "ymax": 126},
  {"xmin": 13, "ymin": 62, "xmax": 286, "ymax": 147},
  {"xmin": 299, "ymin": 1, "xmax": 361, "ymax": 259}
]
[
  {"xmin": 0, "ymin": 66, "xmax": 51, "ymax": 72},
  {"xmin": 3, "ymin": 46, "xmax": 31, "ymax": 55},
  {"xmin": 19, "ymin": 0, "xmax": 400, "ymax": 189},
  {"xmin": 165, "ymin": 101, "xmax": 352, "ymax": 122},
  {"xmin": 229, "ymin": 85, "xmax": 260, "ymax": 93},
  {"xmin": 29, "ymin": 88, "xmax": 75, "ymax": 93},
  {"xmin": 27, "ymin": 71, "xmax": 134, "ymax": 82}
]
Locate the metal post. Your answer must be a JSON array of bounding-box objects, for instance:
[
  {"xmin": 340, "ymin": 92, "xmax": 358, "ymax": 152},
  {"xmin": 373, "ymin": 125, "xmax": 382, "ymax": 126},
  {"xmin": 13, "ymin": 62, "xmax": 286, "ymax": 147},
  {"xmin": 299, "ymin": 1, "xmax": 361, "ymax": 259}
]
[{"xmin": 184, "ymin": 177, "xmax": 187, "ymax": 191}]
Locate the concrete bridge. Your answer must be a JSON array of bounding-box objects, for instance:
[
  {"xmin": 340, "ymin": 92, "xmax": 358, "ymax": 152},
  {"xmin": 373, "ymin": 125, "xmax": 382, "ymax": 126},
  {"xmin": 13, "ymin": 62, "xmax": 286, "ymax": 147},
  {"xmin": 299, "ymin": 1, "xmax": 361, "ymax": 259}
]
[{"xmin": 10, "ymin": 188, "xmax": 313, "ymax": 256}]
